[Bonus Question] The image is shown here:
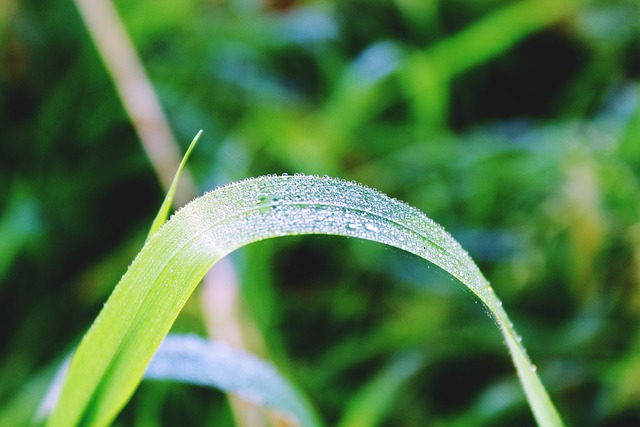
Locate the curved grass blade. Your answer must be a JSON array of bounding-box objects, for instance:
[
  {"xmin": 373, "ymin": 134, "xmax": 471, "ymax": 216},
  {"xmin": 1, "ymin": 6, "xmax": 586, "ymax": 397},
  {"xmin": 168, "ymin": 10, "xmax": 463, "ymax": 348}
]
[
  {"xmin": 47, "ymin": 174, "xmax": 563, "ymax": 426},
  {"xmin": 145, "ymin": 334, "xmax": 321, "ymax": 427}
]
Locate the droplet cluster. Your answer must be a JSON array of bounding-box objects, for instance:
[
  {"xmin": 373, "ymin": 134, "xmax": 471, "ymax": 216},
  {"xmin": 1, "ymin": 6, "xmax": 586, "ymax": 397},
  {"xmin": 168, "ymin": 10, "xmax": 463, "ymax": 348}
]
[{"xmin": 171, "ymin": 175, "xmax": 498, "ymax": 304}]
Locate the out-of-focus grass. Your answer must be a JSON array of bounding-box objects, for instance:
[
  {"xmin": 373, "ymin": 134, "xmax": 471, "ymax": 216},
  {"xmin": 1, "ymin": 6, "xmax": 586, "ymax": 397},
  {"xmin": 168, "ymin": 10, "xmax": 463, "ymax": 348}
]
[{"xmin": 1, "ymin": 0, "xmax": 639, "ymax": 425}]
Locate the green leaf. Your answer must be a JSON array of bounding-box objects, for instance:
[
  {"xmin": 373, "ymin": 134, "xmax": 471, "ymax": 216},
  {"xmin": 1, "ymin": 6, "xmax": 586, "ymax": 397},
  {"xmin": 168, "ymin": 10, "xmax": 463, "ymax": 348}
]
[
  {"xmin": 145, "ymin": 334, "xmax": 322, "ymax": 427},
  {"xmin": 47, "ymin": 174, "xmax": 563, "ymax": 426}
]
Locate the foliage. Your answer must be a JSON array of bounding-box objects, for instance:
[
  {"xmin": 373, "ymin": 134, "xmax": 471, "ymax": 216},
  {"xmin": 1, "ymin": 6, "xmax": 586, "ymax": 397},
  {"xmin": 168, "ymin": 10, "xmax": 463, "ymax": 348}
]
[{"xmin": 1, "ymin": 0, "xmax": 639, "ymax": 425}]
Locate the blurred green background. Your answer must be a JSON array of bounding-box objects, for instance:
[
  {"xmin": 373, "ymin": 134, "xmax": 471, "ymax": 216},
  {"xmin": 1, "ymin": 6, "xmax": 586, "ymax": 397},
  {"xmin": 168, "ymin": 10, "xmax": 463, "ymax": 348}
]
[{"xmin": 1, "ymin": 0, "xmax": 640, "ymax": 425}]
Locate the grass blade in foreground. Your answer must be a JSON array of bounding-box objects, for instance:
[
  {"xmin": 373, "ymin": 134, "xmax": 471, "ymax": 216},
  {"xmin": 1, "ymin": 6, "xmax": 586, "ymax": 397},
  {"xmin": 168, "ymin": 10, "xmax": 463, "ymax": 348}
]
[{"xmin": 48, "ymin": 174, "xmax": 563, "ymax": 426}]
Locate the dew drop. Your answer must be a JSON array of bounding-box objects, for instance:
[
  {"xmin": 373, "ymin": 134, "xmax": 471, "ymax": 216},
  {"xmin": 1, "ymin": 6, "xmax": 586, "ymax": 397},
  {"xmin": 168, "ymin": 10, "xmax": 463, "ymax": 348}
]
[
  {"xmin": 530, "ymin": 364, "xmax": 537, "ymax": 373},
  {"xmin": 364, "ymin": 223, "xmax": 379, "ymax": 232},
  {"xmin": 347, "ymin": 223, "xmax": 358, "ymax": 229}
]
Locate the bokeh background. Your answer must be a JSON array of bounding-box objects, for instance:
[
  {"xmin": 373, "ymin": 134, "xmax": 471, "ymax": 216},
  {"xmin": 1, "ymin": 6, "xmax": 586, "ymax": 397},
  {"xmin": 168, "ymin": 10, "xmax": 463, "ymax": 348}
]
[{"xmin": 2, "ymin": 0, "xmax": 640, "ymax": 425}]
